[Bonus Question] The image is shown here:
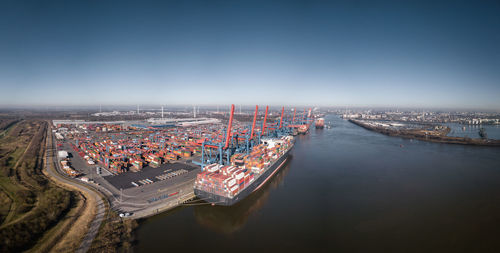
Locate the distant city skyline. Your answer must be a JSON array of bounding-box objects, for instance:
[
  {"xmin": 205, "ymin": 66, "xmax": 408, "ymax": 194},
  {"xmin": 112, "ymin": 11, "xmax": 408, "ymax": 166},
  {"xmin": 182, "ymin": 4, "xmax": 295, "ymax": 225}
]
[{"xmin": 0, "ymin": 0, "xmax": 499, "ymax": 109}]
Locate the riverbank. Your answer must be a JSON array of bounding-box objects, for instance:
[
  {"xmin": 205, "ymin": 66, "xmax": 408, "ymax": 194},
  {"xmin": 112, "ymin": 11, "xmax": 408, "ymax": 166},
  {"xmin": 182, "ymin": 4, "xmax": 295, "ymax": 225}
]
[{"xmin": 349, "ymin": 119, "xmax": 500, "ymax": 146}]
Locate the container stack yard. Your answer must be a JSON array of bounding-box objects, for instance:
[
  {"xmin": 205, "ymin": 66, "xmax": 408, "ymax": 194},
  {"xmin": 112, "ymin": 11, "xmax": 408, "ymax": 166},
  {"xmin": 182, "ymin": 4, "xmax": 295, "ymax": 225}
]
[{"xmin": 59, "ymin": 125, "xmax": 223, "ymax": 174}]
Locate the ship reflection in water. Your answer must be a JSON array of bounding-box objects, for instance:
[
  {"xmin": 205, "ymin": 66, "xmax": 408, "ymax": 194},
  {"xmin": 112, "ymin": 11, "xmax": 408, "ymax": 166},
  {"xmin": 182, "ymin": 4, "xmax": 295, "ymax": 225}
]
[{"xmin": 193, "ymin": 158, "xmax": 292, "ymax": 234}]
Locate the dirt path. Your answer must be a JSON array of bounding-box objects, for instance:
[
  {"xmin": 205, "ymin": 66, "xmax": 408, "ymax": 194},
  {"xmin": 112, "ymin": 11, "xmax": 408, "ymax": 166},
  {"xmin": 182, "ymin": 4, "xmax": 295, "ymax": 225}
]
[{"xmin": 75, "ymin": 190, "xmax": 104, "ymax": 253}]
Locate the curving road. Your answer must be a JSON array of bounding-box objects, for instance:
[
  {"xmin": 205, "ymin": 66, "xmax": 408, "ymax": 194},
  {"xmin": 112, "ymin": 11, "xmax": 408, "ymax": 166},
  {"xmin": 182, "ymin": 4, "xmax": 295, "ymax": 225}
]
[{"xmin": 44, "ymin": 124, "xmax": 105, "ymax": 253}]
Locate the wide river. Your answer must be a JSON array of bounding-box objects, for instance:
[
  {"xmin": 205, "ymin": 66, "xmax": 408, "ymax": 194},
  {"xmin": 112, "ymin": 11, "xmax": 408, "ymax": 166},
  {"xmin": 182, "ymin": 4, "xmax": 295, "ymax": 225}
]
[{"xmin": 135, "ymin": 115, "xmax": 500, "ymax": 252}]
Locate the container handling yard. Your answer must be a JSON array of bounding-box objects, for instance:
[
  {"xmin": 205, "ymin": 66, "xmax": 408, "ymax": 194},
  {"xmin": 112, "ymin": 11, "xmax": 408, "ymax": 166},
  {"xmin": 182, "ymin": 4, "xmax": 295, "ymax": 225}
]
[{"xmin": 50, "ymin": 105, "xmax": 316, "ymax": 218}]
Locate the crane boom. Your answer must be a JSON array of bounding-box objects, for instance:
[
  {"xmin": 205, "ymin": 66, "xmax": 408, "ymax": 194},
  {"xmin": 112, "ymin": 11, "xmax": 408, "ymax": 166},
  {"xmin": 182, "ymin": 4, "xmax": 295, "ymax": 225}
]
[
  {"xmin": 261, "ymin": 106, "xmax": 269, "ymax": 136},
  {"xmin": 250, "ymin": 105, "xmax": 258, "ymax": 139},
  {"xmin": 279, "ymin": 106, "xmax": 284, "ymax": 129},
  {"xmin": 224, "ymin": 104, "xmax": 235, "ymax": 149}
]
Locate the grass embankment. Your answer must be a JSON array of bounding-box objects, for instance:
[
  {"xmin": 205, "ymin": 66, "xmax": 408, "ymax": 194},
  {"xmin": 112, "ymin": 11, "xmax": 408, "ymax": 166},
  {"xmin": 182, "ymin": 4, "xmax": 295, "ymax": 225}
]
[
  {"xmin": 0, "ymin": 120, "xmax": 75, "ymax": 252},
  {"xmin": 33, "ymin": 180, "xmax": 95, "ymax": 253},
  {"xmin": 49, "ymin": 192, "xmax": 94, "ymax": 252},
  {"xmin": 89, "ymin": 203, "xmax": 138, "ymax": 253},
  {"xmin": 0, "ymin": 119, "xmax": 20, "ymax": 138}
]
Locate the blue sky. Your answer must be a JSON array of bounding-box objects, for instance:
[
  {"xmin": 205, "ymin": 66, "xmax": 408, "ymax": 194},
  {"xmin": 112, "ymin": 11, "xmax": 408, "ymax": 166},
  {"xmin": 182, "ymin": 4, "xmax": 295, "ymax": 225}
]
[{"xmin": 0, "ymin": 0, "xmax": 499, "ymax": 109}]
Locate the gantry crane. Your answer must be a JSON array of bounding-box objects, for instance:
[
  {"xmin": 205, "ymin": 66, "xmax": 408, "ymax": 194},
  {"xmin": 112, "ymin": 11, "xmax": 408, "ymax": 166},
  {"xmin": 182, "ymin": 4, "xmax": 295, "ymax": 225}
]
[{"xmin": 197, "ymin": 104, "xmax": 298, "ymax": 169}]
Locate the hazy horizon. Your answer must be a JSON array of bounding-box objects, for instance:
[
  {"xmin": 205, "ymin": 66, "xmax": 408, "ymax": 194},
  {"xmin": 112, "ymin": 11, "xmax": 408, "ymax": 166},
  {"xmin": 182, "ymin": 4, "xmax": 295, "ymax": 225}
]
[
  {"xmin": 1, "ymin": 104, "xmax": 499, "ymax": 113},
  {"xmin": 1, "ymin": 0, "xmax": 499, "ymax": 109}
]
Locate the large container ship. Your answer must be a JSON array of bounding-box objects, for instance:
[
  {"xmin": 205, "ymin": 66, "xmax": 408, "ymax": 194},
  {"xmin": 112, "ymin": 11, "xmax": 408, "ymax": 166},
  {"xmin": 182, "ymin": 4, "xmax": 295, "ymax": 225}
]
[{"xmin": 194, "ymin": 136, "xmax": 294, "ymax": 206}]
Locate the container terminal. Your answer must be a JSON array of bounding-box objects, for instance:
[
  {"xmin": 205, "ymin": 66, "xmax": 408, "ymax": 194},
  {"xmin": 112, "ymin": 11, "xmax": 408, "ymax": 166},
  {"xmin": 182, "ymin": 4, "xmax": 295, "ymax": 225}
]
[
  {"xmin": 194, "ymin": 105, "xmax": 296, "ymax": 206},
  {"xmin": 50, "ymin": 105, "xmax": 316, "ymax": 218}
]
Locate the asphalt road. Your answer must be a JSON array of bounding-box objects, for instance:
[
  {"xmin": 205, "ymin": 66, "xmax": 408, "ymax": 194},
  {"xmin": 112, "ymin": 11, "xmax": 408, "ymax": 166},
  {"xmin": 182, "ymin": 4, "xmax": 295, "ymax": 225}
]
[{"xmin": 45, "ymin": 125, "xmax": 105, "ymax": 253}]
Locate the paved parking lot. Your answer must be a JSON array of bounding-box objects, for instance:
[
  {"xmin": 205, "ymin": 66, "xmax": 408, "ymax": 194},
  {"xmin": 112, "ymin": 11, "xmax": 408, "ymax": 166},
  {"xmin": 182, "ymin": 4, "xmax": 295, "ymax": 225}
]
[{"xmin": 103, "ymin": 162, "xmax": 199, "ymax": 190}]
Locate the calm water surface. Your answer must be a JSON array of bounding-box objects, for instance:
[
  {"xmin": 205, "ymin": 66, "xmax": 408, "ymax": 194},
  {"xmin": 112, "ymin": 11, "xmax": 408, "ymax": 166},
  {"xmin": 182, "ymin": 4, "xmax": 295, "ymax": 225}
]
[
  {"xmin": 446, "ymin": 123, "xmax": 500, "ymax": 140},
  {"xmin": 135, "ymin": 115, "xmax": 500, "ymax": 252}
]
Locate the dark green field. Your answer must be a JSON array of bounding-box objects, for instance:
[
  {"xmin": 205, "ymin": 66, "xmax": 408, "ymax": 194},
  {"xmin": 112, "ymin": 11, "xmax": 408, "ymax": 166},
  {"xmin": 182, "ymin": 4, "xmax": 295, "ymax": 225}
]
[{"xmin": 0, "ymin": 119, "xmax": 75, "ymax": 252}]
